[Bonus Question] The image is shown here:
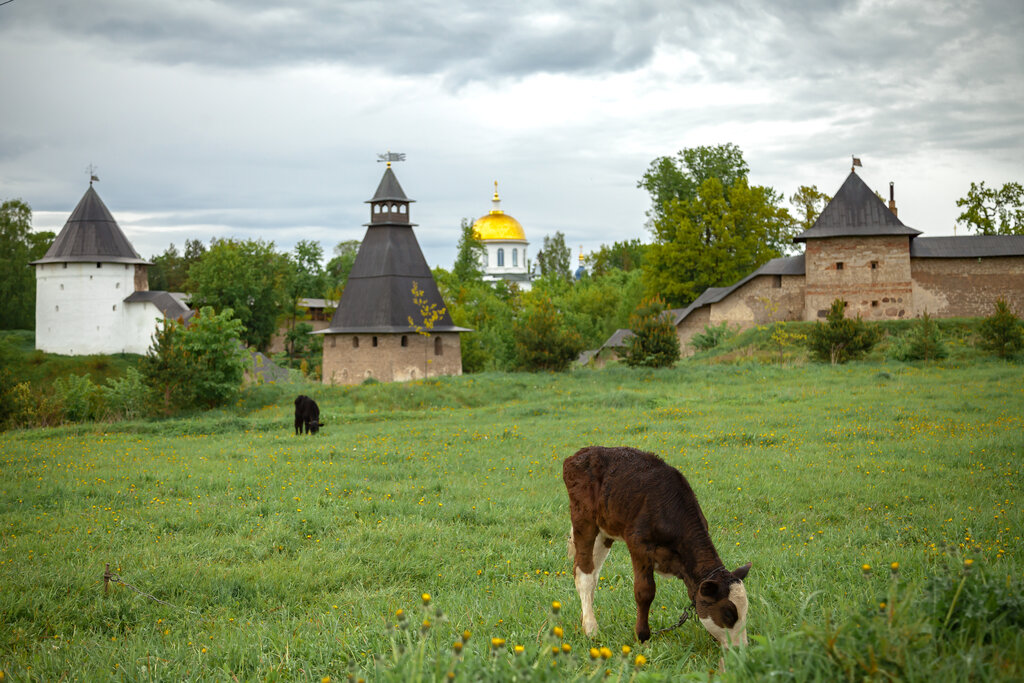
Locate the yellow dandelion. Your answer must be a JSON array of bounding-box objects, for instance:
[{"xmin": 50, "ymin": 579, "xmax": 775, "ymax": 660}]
[
  {"xmin": 599, "ymin": 646, "xmax": 613, "ymax": 659},
  {"xmin": 453, "ymin": 641, "xmax": 463, "ymax": 654},
  {"xmin": 621, "ymin": 645, "xmax": 631, "ymax": 656},
  {"xmin": 322, "ymin": 678, "xmax": 330, "ymax": 683},
  {"xmin": 462, "ymin": 630, "xmax": 471, "ymax": 642},
  {"xmin": 491, "ymin": 637, "xmax": 505, "ymax": 649},
  {"xmin": 551, "ymin": 601, "xmax": 561, "ymax": 613},
  {"xmin": 514, "ymin": 644, "xmax": 525, "ymax": 655},
  {"xmin": 551, "ymin": 646, "xmax": 561, "ymax": 656},
  {"xmin": 589, "ymin": 647, "xmax": 601, "ymax": 660},
  {"xmin": 635, "ymin": 654, "xmax": 647, "ymax": 667},
  {"xmin": 396, "ymin": 609, "xmax": 405, "ymax": 619},
  {"xmin": 422, "ymin": 593, "xmax": 431, "ymax": 606},
  {"xmin": 552, "ymin": 626, "xmax": 564, "ymax": 639},
  {"xmin": 446, "ymin": 672, "xmax": 455, "ymax": 681},
  {"xmin": 561, "ymin": 643, "xmax": 571, "ymax": 654}
]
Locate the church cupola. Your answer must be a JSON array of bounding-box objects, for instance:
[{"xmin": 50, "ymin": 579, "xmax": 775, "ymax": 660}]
[{"xmin": 366, "ymin": 163, "xmax": 414, "ymax": 226}]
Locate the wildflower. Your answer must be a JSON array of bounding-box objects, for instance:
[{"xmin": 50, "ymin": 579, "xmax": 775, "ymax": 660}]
[
  {"xmin": 461, "ymin": 630, "xmax": 471, "ymax": 643},
  {"xmin": 422, "ymin": 619, "xmax": 431, "ymax": 632},
  {"xmin": 635, "ymin": 654, "xmax": 647, "ymax": 667},
  {"xmin": 552, "ymin": 626, "xmax": 564, "ymax": 639},
  {"xmin": 422, "ymin": 593, "xmax": 432, "ymax": 606},
  {"xmin": 589, "ymin": 647, "xmax": 601, "ymax": 660},
  {"xmin": 963, "ymin": 558, "xmax": 974, "ymax": 572},
  {"xmin": 861, "ymin": 563, "xmax": 871, "ymax": 576},
  {"xmin": 879, "ymin": 602, "xmax": 887, "ymax": 611},
  {"xmin": 599, "ymin": 647, "xmax": 613, "ymax": 659},
  {"xmin": 890, "ymin": 561, "xmax": 900, "ymax": 576},
  {"xmin": 513, "ymin": 645, "xmax": 525, "ymax": 656},
  {"xmin": 491, "ymin": 637, "xmax": 505, "ymax": 650},
  {"xmin": 396, "ymin": 609, "xmax": 405, "ymax": 620},
  {"xmin": 561, "ymin": 643, "xmax": 571, "ymax": 654},
  {"xmin": 446, "ymin": 672, "xmax": 455, "ymax": 681},
  {"xmin": 621, "ymin": 645, "xmax": 631, "ymax": 656},
  {"xmin": 551, "ymin": 646, "xmax": 561, "ymax": 657},
  {"xmin": 551, "ymin": 601, "xmax": 561, "ymax": 614},
  {"xmin": 452, "ymin": 641, "xmax": 463, "ymax": 655},
  {"xmin": 322, "ymin": 677, "xmax": 330, "ymax": 683}
]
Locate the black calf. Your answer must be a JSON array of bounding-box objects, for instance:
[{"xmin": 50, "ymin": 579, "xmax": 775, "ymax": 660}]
[{"xmin": 294, "ymin": 395, "xmax": 323, "ymax": 435}]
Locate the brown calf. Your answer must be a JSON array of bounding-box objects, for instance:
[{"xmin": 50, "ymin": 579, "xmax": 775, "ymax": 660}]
[{"xmin": 563, "ymin": 446, "xmax": 751, "ymax": 645}]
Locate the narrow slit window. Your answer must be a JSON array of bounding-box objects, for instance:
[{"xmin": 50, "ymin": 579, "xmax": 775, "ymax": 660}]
[{"xmin": 836, "ymin": 262, "xmax": 844, "ymax": 270}]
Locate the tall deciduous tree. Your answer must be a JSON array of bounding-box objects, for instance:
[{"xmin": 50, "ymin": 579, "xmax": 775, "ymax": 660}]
[
  {"xmin": 789, "ymin": 185, "xmax": 832, "ymax": 232},
  {"xmin": 326, "ymin": 240, "xmax": 360, "ymax": 295},
  {"xmin": 512, "ymin": 294, "xmax": 583, "ymax": 372},
  {"xmin": 536, "ymin": 231, "xmax": 571, "ymax": 280},
  {"xmin": 637, "ymin": 143, "xmax": 750, "ymax": 223},
  {"xmin": 149, "ymin": 238, "xmax": 206, "ymax": 292},
  {"xmin": 0, "ymin": 199, "xmax": 54, "ymax": 330},
  {"xmin": 623, "ymin": 295, "xmax": 680, "ymax": 368},
  {"xmin": 589, "ymin": 239, "xmax": 648, "ymax": 277},
  {"xmin": 643, "ymin": 176, "xmax": 796, "ymax": 306},
  {"xmin": 452, "ymin": 218, "xmax": 486, "ymax": 284},
  {"xmin": 956, "ymin": 181, "xmax": 1024, "ymax": 235},
  {"xmin": 187, "ymin": 238, "xmax": 292, "ymax": 351}
]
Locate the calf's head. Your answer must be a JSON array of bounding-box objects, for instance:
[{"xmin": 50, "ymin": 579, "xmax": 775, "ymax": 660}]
[
  {"xmin": 696, "ymin": 562, "xmax": 751, "ymax": 648},
  {"xmin": 308, "ymin": 420, "xmax": 323, "ymax": 435}
]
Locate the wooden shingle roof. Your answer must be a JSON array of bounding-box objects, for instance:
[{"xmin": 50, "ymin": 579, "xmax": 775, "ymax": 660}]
[
  {"xmin": 31, "ymin": 185, "xmax": 149, "ymax": 265},
  {"xmin": 794, "ymin": 172, "xmax": 921, "ymax": 242}
]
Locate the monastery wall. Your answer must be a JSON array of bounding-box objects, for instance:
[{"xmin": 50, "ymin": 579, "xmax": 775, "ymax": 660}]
[
  {"xmin": 912, "ymin": 257, "xmax": 1024, "ymax": 317},
  {"xmin": 323, "ymin": 332, "xmax": 462, "ymax": 385}
]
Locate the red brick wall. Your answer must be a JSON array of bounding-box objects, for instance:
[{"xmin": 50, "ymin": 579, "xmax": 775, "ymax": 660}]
[
  {"xmin": 912, "ymin": 257, "xmax": 1024, "ymax": 317},
  {"xmin": 804, "ymin": 236, "xmax": 912, "ymax": 320}
]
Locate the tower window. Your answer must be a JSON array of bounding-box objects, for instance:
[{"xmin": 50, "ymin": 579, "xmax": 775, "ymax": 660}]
[
  {"xmin": 97, "ymin": 263, "xmax": 102, "ymax": 268},
  {"xmin": 112, "ymin": 304, "xmax": 117, "ymax": 311},
  {"xmin": 330, "ymin": 336, "xmax": 336, "ymax": 348},
  {"xmin": 497, "ymin": 248, "xmax": 505, "ymax": 267},
  {"xmin": 372, "ymin": 336, "xmax": 378, "ymax": 347},
  {"xmin": 773, "ymin": 275, "xmax": 782, "ymax": 288},
  {"xmin": 434, "ymin": 336, "xmax": 443, "ymax": 356},
  {"xmin": 836, "ymin": 262, "xmax": 844, "ymax": 270},
  {"xmin": 352, "ymin": 336, "xmax": 359, "ymax": 348},
  {"xmin": 401, "ymin": 335, "xmax": 408, "ymax": 347},
  {"xmin": 512, "ymin": 249, "xmax": 518, "ymax": 267},
  {"xmin": 115, "ymin": 282, "xmax": 120, "ymax": 289},
  {"xmin": 871, "ymin": 261, "xmax": 879, "ymax": 270}
]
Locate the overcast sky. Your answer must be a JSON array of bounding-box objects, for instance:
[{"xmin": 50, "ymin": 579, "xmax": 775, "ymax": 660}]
[{"xmin": 2, "ymin": 0, "xmax": 1021, "ymax": 270}]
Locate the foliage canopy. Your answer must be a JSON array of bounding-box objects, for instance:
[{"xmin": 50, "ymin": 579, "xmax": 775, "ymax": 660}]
[
  {"xmin": 955, "ymin": 181, "xmax": 1024, "ymax": 235},
  {"xmin": 806, "ymin": 299, "xmax": 881, "ymax": 364},
  {"xmin": 622, "ymin": 295, "xmax": 680, "ymax": 368}
]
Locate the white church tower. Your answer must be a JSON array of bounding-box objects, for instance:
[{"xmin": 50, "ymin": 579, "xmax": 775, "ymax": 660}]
[
  {"xmin": 32, "ymin": 184, "xmax": 190, "ymax": 355},
  {"xmin": 472, "ymin": 182, "xmax": 532, "ymax": 289}
]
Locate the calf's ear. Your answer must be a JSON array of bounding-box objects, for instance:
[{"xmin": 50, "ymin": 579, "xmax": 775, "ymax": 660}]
[
  {"xmin": 731, "ymin": 562, "xmax": 752, "ymax": 581},
  {"xmin": 699, "ymin": 579, "xmax": 723, "ymax": 599}
]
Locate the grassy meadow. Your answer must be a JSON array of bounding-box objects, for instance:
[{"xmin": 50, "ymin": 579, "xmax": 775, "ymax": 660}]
[{"xmin": 1, "ymin": 360, "xmax": 1022, "ymax": 681}]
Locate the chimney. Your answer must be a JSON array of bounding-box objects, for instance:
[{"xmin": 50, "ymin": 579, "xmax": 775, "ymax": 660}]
[{"xmin": 888, "ymin": 181, "xmax": 898, "ymax": 217}]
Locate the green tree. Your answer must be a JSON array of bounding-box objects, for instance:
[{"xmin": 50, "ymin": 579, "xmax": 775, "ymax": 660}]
[
  {"xmin": 187, "ymin": 238, "xmax": 292, "ymax": 351},
  {"xmin": 326, "ymin": 239, "xmax": 360, "ymax": 295},
  {"xmin": 789, "ymin": 185, "xmax": 832, "ymax": 232},
  {"xmin": 535, "ymin": 231, "xmax": 571, "ymax": 280},
  {"xmin": 806, "ymin": 299, "xmax": 881, "ymax": 364},
  {"xmin": 150, "ymin": 239, "xmax": 206, "ymax": 292},
  {"xmin": 977, "ymin": 298, "xmax": 1024, "ymax": 358},
  {"xmin": 512, "ymin": 294, "xmax": 583, "ymax": 372},
  {"xmin": 589, "ymin": 239, "xmax": 648, "ymax": 277},
  {"xmin": 893, "ymin": 311, "xmax": 948, "ymax": 361},
  {"xmin": 452, "ymin": 218, "xmax": 486, "ymax": 284},
  {"xmin": 0, "ymin": 199, "xmax": 54, "ymax": 329},
  {"xmin": 623, "ymin": 295, "xmax": 680, "ymax": 368},
  {"xmin": 956, "ymin": 181, "xmax": 1024, "ymax": 235},
  {"xmin": 637, "ymin": 143, "xmax": 749, "ymax": 223},
  {"xmin": 643, "ymin": 176, "xmax": 796, "ymax": 305},
  {"xmin": 140, "ymin": 306, "xmax": 246, "ymax": 413}
]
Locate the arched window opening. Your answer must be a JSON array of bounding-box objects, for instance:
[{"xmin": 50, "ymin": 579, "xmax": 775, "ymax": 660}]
[
  {"xmin": 434, "ymin": 336, "xmax": 443, "ymax": 356},
  {"xmin": 497, "ymin": 248, "xmax": 505, "ymax": 267},
  {"xmin": 399, "ymin": 205, "xmax": 406, "ymax": 214},
  {"xmin": 512, "ymin": 249, "xmax": 518, "ymax": 267}
]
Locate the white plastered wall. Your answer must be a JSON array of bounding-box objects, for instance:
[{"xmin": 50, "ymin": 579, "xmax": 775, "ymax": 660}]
[{"xmin": 35, "ymin": 262, "xmax": 161, "ymax": 355}]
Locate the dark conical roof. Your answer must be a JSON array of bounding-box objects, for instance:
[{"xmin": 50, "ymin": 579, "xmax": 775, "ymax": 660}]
[
  {"xmin": 32, "ymin": 185, "xmax": 149, "ymax": 264},
  {"xmin": 366, "ymin": 165, "xmax": 413, "ymax": 203},
  {"xmin": 794, "ymin": 172, "xmax": 921, "ymax": 243},
  {"xmin": 322, "ymin": 168, "xmax": 466, "ymax": 334}
]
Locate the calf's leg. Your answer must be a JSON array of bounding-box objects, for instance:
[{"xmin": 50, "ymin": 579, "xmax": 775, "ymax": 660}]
[
  {"xmin": 630, "ymin": 553, "xmax": 656, "ymax": 642},
  {"xmin": 570, "ymin": 522, "xmax": 602, "ymax": 636}
]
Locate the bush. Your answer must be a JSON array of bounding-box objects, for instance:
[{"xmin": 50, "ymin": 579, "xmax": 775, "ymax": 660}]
[
  {"xmin": 622, "ymin": 295, "xmax": 680, "ymax": 368},
  {"xmin": 977, "ymin": 298, "xmax": 1024, "ymax": 358},
  {"xmin": 101, "ymin": 367, "xmax": 150, "ymax": 420},
  {"xmin": 52, "ymin": 373, "xmax": 102, "ymax": 422},
  {"xmin": 511, "ymin": 296, "xmax": 583, "ymax": 372},
  {"xmin": 891, "ymin": 311, "xmax": 948, "ymax": 361},
  {"xmin": 140, "ymin": 306, "xmax": 247, "ymax": 413},
  {"xmin": 690, "ymin": 321, "xmax": 736, "ymax": 351},
  {"xmin": 806, "ymin": 299, "xmax": 881, "ymax": 364}
]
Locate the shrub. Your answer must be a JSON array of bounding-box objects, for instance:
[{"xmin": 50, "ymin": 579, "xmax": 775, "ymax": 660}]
[
  {"xmin": 140, "ymin": 306, "xmax": 247, "ymax": 413},
  {"xmin": 52, "ymin": 373, "xmax": 102, "ymax": 422},
  {"xmin": 806, "ymin": 299, "xmax": 880, "ymax": 364},
  {"xmin": 977, "ymin": 298, "xmax": 1024, "ymax": 358},
  {"xmin": 622, "ymin": 295, "xmax": 680, "ymax": 368},
  {"xmin": 690, "ymin": 321, "xmax": 736, "ymax": 351},
  {"xmin": 511, "ymin": 296, "xmax": 583, "ymax": 372},
  {"xmin": 101, "ymin": 367, "xmax": 150, "ymax": 420},
  {"xmin": 891, "ymin": 311, "xmax": 948, "ymax": 361}
]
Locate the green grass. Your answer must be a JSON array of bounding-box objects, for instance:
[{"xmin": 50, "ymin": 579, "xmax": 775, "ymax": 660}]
[{"xmin": 1, "ymin": 361, "xmax": 1022, "ymax": 680}]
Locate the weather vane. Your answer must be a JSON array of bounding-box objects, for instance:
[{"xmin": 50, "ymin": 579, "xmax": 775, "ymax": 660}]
[
  {"xmin": 377, "ymin": 151, "xmax": 406, "ymax": 167},
  {"xmin": 851, "ymin": 155, "xmax": 862, "ymax": 172},
  {"xmin": 86, "ymin": 163, "xmax": 100, "ymax": 185}
]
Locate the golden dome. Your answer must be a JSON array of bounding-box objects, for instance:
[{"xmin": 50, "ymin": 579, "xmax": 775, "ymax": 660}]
[{"xmin": 472, "ymin": 182, "xmax": 527, "ymax": 242}]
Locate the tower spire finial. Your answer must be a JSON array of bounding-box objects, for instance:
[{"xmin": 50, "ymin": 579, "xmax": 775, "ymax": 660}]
[
  {"xmin": 377, "ymin": 151, "xmax": 406, "ymax": 168},
  {"xmin": 86, "ymin": 163, "xmax": 99, "ymax": 186}
]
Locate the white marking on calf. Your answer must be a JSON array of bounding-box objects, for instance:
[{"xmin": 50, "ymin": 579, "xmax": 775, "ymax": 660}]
[
  {"xmin": 572, "ymin": 528, "xmax": 614, "ymax": 636},
  {"xmin": 700, "ymin": 583, "xmax": 749, "ymax": 647}
]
